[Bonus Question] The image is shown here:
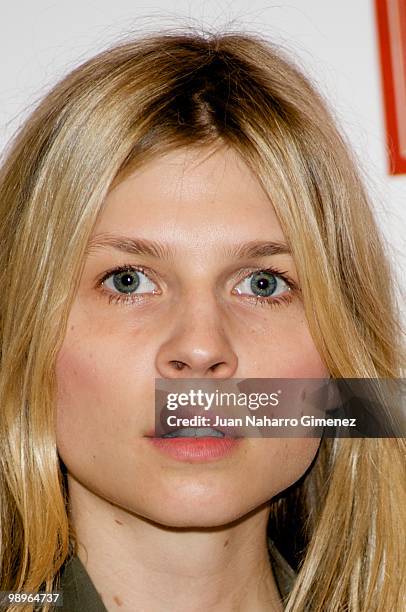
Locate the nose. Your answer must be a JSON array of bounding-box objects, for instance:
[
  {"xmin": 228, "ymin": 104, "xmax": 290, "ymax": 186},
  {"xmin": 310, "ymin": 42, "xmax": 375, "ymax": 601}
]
[{"xmin": 155, "ymin": 299, "xmax": 238, "ymax": 379}]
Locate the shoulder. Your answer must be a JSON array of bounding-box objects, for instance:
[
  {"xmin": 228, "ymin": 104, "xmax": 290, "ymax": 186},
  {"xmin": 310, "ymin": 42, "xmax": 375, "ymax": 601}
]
[
  {"xmin": 267, "ymin": 537, "xmax": 297, "ymax": 601},
  {"xmin": 58, "ymin": 555, "xmax": 108, "ymax": 612}
]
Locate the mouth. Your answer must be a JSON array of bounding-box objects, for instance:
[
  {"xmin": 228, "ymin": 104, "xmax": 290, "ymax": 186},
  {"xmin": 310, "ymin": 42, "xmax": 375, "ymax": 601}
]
[
  {"xmin": 145, "ymin": 400, "xmax": 244, "ymax": 439},
  {"xmin": 159, "ymin": 427, "xmax": 225, "ymax": 439},
  {"xmin": 145, "ymin": 426, "xmax": 243, "ymax": 462}
]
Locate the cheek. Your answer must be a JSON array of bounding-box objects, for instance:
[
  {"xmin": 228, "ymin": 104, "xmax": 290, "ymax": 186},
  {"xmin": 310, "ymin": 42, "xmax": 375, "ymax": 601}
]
[
  {"xmin": 54, "ymin": 327, "xmax": 154, "ymax": 465},
  {"xmin": 243, "ymin": 308, "xmax": 328, "ymax": 377},
  {"xmin": 54, "ymin": 329, "xmax": 130, "ymax": 457},
  {"xmin": 55, "ymin": 343, "xmax": 103, "ymax": 459},
  {"xmin": 55, "ymin": 341, "xmax": 107, "ymax": 414},
  {"xmin": 239, "ymin": 437, "xmax": 320, "ymax": 507},
  {"xmin": 277, "ymin": 329, "xmax": 327, "ymax": 376},
  {"xmin": 267, "ymin": 438, "xmax": 320, "ymax": 489}
]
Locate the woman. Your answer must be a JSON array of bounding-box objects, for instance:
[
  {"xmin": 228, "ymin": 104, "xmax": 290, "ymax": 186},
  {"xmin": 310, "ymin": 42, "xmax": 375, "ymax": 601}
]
[{"xmin": 0, "ymin": 30, "xmax": 404, "ymax": 611}]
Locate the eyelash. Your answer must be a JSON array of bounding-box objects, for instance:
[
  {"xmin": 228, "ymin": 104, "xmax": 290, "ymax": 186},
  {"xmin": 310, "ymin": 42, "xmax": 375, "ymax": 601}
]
[{"xmin": 97, "ymin": 264, "xmax": 299, "ymax": 309}]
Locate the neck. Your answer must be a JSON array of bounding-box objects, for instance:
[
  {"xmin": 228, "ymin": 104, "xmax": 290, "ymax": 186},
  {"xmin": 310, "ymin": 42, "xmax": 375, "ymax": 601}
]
[{"xmin": 67, "ymin": 475, "xmax": 283, "ymax": 612}]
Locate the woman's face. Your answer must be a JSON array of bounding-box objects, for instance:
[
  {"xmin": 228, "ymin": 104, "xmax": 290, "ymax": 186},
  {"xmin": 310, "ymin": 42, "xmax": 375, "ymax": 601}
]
[{"xmin": 56, "ymin": 146, "xmax": 329, "ymax": 527}]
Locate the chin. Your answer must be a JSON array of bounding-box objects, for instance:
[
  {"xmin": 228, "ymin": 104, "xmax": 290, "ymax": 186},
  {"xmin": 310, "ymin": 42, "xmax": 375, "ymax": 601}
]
[
  {"xmin": 143, "ymin": 505, "xmax": 251, "ymax": 529},
  {"xmin": 131, "ymin": 482, "xmax": 265, "ymax": 529}
]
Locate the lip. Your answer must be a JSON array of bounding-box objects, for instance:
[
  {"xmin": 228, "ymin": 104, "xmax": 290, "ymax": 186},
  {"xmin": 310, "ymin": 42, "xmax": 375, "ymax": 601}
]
[
  {"xmin": 145, "ymin": 425, "xmax": 242, "ymax": 438},
  {"xmin": 154, "ymin": 402, "xmax": 245, "ymax": 438},
  {"xmin": 145, "ymin": 435, "xmax": 243, "ymax": 462}
]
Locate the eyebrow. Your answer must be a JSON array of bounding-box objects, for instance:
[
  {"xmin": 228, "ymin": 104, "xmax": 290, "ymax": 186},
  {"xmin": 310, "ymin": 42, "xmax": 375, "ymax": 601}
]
[{"xmin": 86, "ymin": 233, "xmax": 292, "ymax": 259}]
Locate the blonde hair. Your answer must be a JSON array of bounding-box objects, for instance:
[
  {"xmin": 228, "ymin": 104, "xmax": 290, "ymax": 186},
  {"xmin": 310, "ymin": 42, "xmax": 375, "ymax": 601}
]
[{"xmin": 0, "ymin": 30, "xmax": 404, "ymax": 611}]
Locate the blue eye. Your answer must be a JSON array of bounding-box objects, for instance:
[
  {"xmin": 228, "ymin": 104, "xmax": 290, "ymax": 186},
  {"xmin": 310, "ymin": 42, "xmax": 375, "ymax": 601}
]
[
  {"xmin": 98, "ymin": 265, "xmax": 297, "ymax": 308},
  {"xmin": 102, "ymin": 266, "xmax": 157, "ymax": 297},
  {"xmin": 234, "ymin": 270, "xmax": 290, "ymax": 299}
]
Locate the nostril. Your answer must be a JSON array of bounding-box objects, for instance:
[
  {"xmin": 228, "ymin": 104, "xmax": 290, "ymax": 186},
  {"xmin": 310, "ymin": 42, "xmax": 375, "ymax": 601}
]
[
  {"xmin": 171, "ymin": 360, "xmax": 186, "ymax": 370},
  {"xmin": 210, "ymin": 362, "xmax": 224, "ymax": 372}
]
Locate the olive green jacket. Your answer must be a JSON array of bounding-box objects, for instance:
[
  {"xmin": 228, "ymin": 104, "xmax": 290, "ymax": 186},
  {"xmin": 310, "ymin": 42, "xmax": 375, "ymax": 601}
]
[{"xmin": 59, "ymin": 538, "xmax": 296, "ymax": 611}]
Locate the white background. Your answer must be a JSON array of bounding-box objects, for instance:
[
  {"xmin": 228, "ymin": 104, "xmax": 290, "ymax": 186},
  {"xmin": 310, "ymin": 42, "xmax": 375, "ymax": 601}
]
[{"xmin": 1, "ymin": 0, "xmax": 405, "ymax": 315}]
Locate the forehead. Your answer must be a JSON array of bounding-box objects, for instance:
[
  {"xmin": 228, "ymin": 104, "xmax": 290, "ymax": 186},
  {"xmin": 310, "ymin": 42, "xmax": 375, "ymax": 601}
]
[{"xmin": 93, "ymin": 146, "xmax": 286, "ymax": 248}]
